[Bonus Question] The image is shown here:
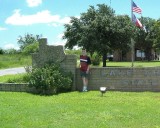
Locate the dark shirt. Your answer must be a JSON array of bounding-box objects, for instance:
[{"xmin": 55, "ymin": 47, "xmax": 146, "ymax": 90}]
[{"xmin": 80, "ymin": 55, "xmax": 91, "ymax": 71}]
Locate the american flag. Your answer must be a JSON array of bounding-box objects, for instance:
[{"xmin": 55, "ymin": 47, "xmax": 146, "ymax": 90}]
[{"xmin": 132, "ymin": 1, "xmax": 142, "ymax": 14}]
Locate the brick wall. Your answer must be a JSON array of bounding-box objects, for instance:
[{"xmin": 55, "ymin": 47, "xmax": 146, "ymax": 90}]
[
  {"xmin": 0, "ymin": 83, "xmax": 29, "ymax": 92},
  {"xmin": 75, "ymin": 67, "xmax": 160, "ymax": 92},
  {"xmin": 1, "ymin": 67, "xmax": 160, "ymax": 92}
]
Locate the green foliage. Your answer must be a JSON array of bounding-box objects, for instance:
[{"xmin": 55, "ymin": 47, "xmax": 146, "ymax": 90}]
[
  {"xmin": 64, "ymin": 4, "xmax": 116, "ymax": 54},
  {"xmin": 113, "ymin": 15, "xmax": 133, "ymax": 52},
  {"xmin": 152, "ymin": 19, "xmax": 160, "ymax": 51},
  {"xmin": 22, "ymin": 42, "xmax": 39, "ymax": 55},
  {"xmin": 135, "ymin": 17, "xmax": 157, "ymax": 61},
  {"xmin": 28, "ymin": 63, "xmax": 73, "ymax": 95},
  {"xmin": 17, "ymin": 33, "xmax": 42, "ymax": 53},
  {"xmin": 91, "ymin": 52, "xmax": 101, "ymax": 66},
  {"xmin": 0, "ymin": 48, "xmax": 5, "ymax": 54},
  {"xmin": 63, "ymin": 4, "xmax": 160, "ymax": 63},
  {"xmin": 63, "ymin": 4, "xmax": 134, "ymax": 66},
  {"xmin": 4, "ymin": 48, "xmax": 19, "ymax": 54},
  {"xmin": 0, "ymin": 54, "xmax": 32, "ymax": 69}
]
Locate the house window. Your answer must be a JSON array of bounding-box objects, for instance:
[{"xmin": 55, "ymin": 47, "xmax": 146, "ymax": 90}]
[{"xmin": 136, "ymin": 50, "xmax": 145, "ymax": 58}]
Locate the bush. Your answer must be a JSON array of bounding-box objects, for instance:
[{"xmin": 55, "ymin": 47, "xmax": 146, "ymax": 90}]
[
  {"xmin": 28, "ymin": 63, "xmax": 73, "ymax": 95},
  {"xmin": 0, "ymin": 48, "xmax": 4, "ymax": 54},
  {"xmin": 6, "ymin": 74, "xmax": 30, "ymax": 83},
  {"xmin": 91, "ymin": 52, "xmax": 101, "ymax": 66},
  {"xmin": 4, "ymin": 48, "xmax": 19, "ymax": 54}
]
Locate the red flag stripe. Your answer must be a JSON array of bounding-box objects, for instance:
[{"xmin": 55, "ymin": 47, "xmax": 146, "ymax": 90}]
[
  {"xmin": 132, "ymin": 8, "xmax": 142, "ymax": 14},
  {"xmin": 132, "ymin": 1, "xmax": 142, "ymax": 14}
]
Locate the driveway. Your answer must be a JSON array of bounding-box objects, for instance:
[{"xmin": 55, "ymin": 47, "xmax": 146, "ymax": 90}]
[{"xmin": 0, "ymin": 67, "xmax": 26, "ymax": 76}]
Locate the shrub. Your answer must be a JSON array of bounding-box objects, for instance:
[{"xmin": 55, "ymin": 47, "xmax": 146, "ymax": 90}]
[
  {"xmin": 28, "ymin": 63, "xmax": 73, "ymax": 95},
  {"xmin": 22, "ymin": 42, "xmax": 39, "ymax": 55},
  {"xmin": 4, "ymin": 48, "xmax": 19, "ymax": 54},
  {"xmin": 91, "ymin": 52, "xmax": 101, "ymax": 66},
  {"xmin": 0, "ymin": 48, "xmax": 4, "ymax": 54}
]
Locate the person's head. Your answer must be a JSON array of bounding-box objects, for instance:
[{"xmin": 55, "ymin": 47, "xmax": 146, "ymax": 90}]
[{"xmin": 82, "ymin": 48, "xmax": 87, "ymax": 56}]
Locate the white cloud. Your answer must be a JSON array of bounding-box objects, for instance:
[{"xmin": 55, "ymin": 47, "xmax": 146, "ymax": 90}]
[
  {"xmin": 5, "ymin": 10, "xmax": 71, "ymax": 26},
  {"xmin": 49, "ymin": 23, "xmax": 59, "ymax": 27},
  {"xmin": 59, "ymin": 17, "xmax": 71, "ymax": 24},
  {"xmin": 57, "ymin": 33, "xmax": 64, "ymax": 39},
  {"xmin": 51, "ymin": 34, "xmax": 66, "ymax": 46},
  {"xmin": 4, "ymin": 43, "xmax": 19, "ymax": 50},
  {"xmin": 50, "ymin": 34, "xmax": 80, "ymax": 49},
  {"xmin": 0, "ymin": 27, "xmax": 7, "ymax": 31},
  {"xmin": 53, "ymin": 40, "xmax": 66, "ymax": 46},
  {"xmin": 49, "ymin": 17, "xmax": 71, "ymax": 27},
  {"xmin": 26, "ymin": 0, "xmax": 42, "ymax": 7}
]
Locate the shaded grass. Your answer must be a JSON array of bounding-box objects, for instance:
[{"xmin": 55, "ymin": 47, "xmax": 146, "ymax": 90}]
[
  {"xmin": 0, "ymin": 54, "xmax": 31, "ymax": 69},
  {"xmin": 0, "ymin": 91, "xmax": 160, "ymax": 128}
]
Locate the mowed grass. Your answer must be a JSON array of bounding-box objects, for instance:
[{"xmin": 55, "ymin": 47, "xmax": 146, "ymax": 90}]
[
  {"xmin": 77, "ymin": 61, "xmax": 160, "ymax": 68},
  {"xmin": 100, "ymin": 61, "xmax": 160, "ymax": 67},
  {"xmin": 0, "ymin": 91, "xmax": 160, "ymax": 128},
  {"xmin": 0, "ymin": 54, "xmax": 32, "ymax": 69}
]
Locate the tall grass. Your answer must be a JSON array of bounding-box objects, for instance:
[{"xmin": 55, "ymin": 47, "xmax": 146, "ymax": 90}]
[
  {"xmin": 0, "ymin": 91, "xmax": 160, "ymax": 128},
  {"xmin": 0, "ymin": 54, "xmax": 31, "ymax": 69}
]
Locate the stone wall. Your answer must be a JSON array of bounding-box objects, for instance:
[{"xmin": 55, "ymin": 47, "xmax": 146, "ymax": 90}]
[
  {"xmin": 32, "ymin": 38, "xmax": 66, "ymax": 68},
  {"xmin": 1, "ymin": 67, "xmax": 160, "ymax": 92},
  {"xmin": 32, "ymin": 38, "xmax": 77, "ymax": 90},
  {"xmin": 0, "ymin": 83, "xmax": 29, "ymax": 92},
  {"xmin": 76, "ymin": 67, "xmax": 160, "ymax": 92}
]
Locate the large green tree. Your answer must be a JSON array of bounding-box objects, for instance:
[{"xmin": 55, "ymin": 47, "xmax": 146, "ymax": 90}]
[
  {"xmin": 64, "ymin": 5, "xmax": 99, "ymax": 56},
  {"xmin": 112, "ymin": 15, "xmax": 133, "ymax": 61},
  {"xmin": 17, "ymin": 33, "xmax": 42, "ymax": 53},
  {"xmin": 152, "ymin": 19, "xmax": 160, "ymax": 54},
  {"xmin": 64, "ymin": 4, "xmax": 117, "ymax": 67},
  {"xmin": 135, "ymin": 17, "xmax": 156, "ymax": 60}
]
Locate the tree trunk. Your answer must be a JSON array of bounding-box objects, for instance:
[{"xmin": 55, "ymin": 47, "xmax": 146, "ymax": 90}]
[{"xmin": 102, "ymin": 52, "xmax": 107, "ymax": 67}]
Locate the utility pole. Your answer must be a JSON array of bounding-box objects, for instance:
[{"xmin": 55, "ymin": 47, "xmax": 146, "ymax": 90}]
[
  {"xmin": 131, "ymin": 0, "xmax": 134, "ymax": 67},
  {"xmin": 131, "ymin": 38, "xmax": 135, "ymax": 67}
]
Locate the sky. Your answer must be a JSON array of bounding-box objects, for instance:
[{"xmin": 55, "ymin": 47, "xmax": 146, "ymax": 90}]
[{"xmin": 0, "ymin": 0, "xmax": 160, "ymax": 50}]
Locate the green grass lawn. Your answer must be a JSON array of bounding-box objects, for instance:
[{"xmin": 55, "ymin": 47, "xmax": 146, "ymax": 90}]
[
  {"xmin": 0, "ymin": 91, "xmax": 160, "ymax": 128},
  {"xmin": 77, "ymin": 60, "xmax": 160, "ymax": 68},
  {"xmin": 100, "ymin": 61, "xmax": 160, "ymax": 67}
]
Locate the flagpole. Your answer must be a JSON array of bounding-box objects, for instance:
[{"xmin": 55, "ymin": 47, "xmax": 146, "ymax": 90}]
[{"xmin": 131, "ymin": 0, "xmax": 135, "ymax": 67}]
